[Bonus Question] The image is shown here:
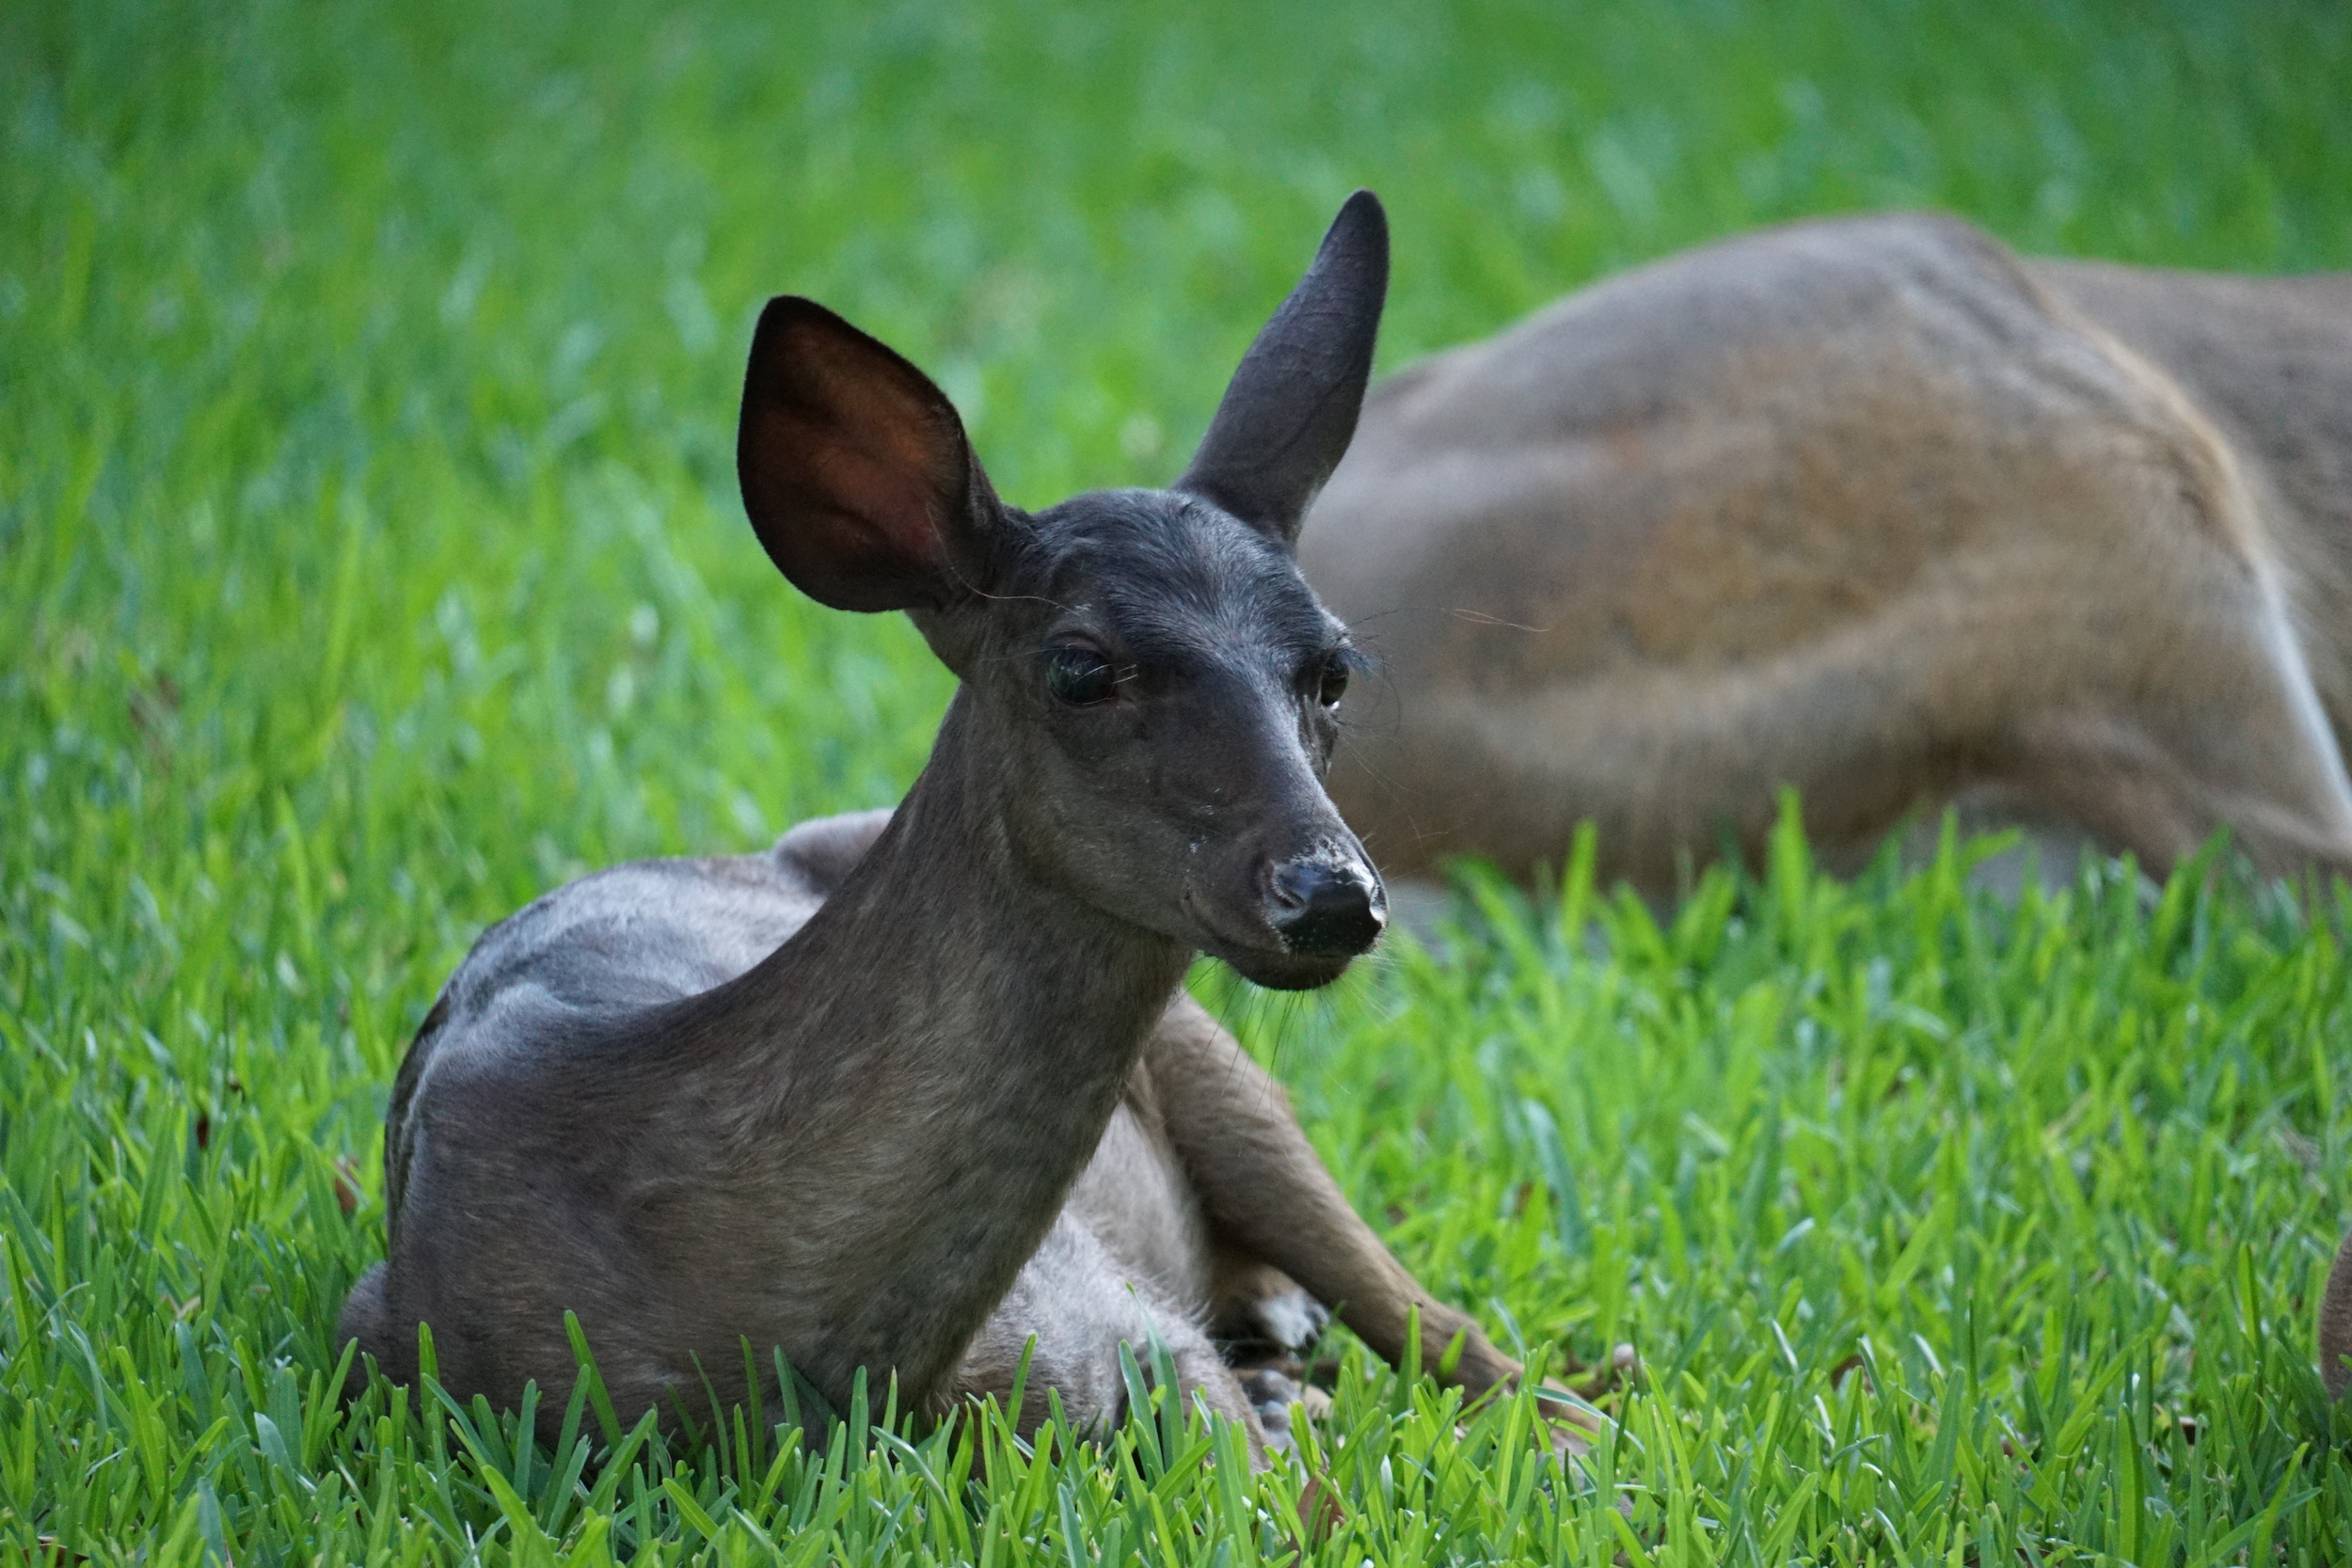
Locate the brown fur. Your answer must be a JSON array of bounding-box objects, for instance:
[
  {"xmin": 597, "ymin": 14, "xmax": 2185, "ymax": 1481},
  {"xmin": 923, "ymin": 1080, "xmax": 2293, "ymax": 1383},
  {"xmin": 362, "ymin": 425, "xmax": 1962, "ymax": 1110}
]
[
  {"xmin": 2324, "ymin": 1229, "xmax": 2352, "ymax": 1402},
  {"xmin": 1303, "ymin": 214, "xmax": 2352, "ymax": 896},
  {"xmin": 1295, "ymin": 210, "xmax": 2352, "ymax": 1404}
]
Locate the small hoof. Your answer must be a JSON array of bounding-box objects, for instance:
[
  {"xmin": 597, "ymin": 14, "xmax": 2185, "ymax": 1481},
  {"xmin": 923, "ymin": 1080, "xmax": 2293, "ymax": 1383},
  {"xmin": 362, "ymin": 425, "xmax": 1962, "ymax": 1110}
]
[
  {"xmin": 1241, "ymin": 1367, "xmax": 1303, "ymax": 1454},
  {"xmin": 1247, "ymin": 1288, "xmax": 1329, "ymax": 1355}
]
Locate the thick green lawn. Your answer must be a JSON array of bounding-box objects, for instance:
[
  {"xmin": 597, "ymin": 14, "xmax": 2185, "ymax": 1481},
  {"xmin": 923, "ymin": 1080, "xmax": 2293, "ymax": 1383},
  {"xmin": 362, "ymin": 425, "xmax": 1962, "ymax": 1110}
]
[{"xmin": 8, "ymin": 0, "xmax": 2352, "ymax": 1560}]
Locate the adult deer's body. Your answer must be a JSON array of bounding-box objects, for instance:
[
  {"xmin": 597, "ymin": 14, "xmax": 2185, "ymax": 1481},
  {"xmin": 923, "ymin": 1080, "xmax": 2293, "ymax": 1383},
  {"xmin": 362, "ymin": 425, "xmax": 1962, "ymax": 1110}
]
[
  {"xmin": 1303, "ymin": 213, "xmax": 2352, "ymax": 900},
  {"xmin": 1295, "ymin": 211, "xmax": 2352, "ymax": 1401},
  {"xmin": 341, "ymin": 194, "xmax": 1538, "ymax": 1456}
]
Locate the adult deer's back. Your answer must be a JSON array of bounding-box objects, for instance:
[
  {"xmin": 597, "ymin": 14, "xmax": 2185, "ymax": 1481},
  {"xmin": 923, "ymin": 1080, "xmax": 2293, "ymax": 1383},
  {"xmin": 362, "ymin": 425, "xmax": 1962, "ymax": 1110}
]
[{"xmin": 1301, "ymin": 213, "xmax": 2352, "ymax": 901}]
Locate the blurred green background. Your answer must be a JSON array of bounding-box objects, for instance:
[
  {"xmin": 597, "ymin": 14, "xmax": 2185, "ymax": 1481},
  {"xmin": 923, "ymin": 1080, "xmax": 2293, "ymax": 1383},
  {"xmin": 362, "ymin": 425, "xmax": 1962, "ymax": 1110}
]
[
  {"xmin": 11, "ymin": 0, "xmax": 2348, "ymax": 942},
  {"xmin": 8, "ymin": 0, "xmax": 2352, "ymax": 1560}
]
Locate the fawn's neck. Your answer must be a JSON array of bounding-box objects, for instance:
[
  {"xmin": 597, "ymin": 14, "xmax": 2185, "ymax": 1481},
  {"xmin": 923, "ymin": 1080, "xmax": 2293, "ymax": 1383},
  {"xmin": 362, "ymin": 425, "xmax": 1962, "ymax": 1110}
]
[{"xmin": 669, "ymin": 692, "xmax": 1193, "ymax": 1406}]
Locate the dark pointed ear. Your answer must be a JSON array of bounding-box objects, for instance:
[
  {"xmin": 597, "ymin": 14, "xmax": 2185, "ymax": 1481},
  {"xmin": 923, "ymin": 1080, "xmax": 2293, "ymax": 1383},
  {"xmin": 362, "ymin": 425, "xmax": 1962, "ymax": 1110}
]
[
  {"xmin": 1176, "ymin": 190, "xmax": 1389, "ymax": 546},
  {"xmin": 737, "ymin": 297, "xmax": 1000, "ymax": 611}
]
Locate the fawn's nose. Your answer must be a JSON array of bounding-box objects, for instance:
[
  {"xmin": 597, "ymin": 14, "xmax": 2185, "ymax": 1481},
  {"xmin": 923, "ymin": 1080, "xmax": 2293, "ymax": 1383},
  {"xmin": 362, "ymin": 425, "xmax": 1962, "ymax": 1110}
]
[{"xmin": 1268, "ymin": 859, "xmax": 1386, "ymax": 957}]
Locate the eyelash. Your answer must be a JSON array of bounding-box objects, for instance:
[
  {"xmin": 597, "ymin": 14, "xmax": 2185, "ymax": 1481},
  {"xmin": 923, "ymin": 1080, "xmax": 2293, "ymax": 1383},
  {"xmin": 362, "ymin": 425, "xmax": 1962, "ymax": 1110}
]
[
  {"xmin": 1044, "ymin": 646, "xmax": 1117, "ymax": 705},
  {"xmin": 1314, "ymin": 654, "xmax": 1351, "ymax": 707}
]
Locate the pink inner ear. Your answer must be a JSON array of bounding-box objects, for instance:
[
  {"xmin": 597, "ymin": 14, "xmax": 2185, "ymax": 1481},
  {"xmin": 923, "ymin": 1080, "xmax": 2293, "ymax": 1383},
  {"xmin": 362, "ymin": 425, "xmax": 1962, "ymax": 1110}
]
[
  {"xmin": 739, "ymin": 297, "xmax": 982, "ymax": 610},
  {"xmin": 807, "ymin": 369, "xmax": 959, "ymax": 564},
  {"xmin": 797, "ymin": 418, "xmax": 951, "ymax": 572},
  {"xmin": 743, "ymin": 379, "xmax": 961, "ymax": 599}
]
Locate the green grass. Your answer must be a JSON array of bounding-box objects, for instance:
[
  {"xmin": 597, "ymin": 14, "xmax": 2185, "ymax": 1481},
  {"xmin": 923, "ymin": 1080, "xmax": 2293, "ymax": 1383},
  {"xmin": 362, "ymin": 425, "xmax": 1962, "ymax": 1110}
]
[{"xmin": 6, "ymin": 0, "xmax": 2352, "ymax": 1560}]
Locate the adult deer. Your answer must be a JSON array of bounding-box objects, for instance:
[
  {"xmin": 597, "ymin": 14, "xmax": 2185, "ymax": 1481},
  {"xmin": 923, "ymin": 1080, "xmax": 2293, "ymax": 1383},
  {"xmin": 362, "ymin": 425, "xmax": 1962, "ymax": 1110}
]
[
  {"xmin": 1294, "ymin": 210, "xmax": 2352, "ymax": 1401},
  {"xmin": 1302, "ymin": 212, "xmax": 2352, "ymax": 904},
  {"xmin": 339, "ymin": 193, "xmax": 1571, "ymax": 1462}
]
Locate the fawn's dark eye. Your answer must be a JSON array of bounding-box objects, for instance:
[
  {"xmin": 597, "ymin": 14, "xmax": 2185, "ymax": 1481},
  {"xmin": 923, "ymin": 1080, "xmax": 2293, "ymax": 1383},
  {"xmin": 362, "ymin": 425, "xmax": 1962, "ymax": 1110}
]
[
  {"xmin": 1044, "ymin": 646, "xmax": 1118, "ymax": 706},
  {"xmin": 1315, "ymin": 654, "xmax": 1351, "ymax": 708}
]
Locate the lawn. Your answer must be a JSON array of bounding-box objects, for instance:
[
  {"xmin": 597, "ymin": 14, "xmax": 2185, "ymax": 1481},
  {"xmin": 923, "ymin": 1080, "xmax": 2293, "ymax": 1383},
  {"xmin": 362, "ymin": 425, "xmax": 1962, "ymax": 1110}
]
[{"xmin": 6, "ymin": 0, "xmax": 2352, "ymax": 1560}]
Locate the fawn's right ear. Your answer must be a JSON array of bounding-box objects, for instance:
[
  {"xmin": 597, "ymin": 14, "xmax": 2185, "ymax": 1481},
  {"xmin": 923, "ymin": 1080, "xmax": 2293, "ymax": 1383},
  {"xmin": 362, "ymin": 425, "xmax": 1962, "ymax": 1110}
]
[
  {"xmin": 737, "ymin": 297, "xmax": 1000, "ymax": 612},
  {"xmin": 1176, "ymin": 190, "xmax": 1389, "ymax": 548}
]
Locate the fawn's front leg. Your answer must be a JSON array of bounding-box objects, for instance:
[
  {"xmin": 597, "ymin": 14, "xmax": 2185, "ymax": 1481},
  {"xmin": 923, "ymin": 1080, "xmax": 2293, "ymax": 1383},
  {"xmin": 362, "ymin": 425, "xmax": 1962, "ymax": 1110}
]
[
  {"xmin": 1145, "ymin": 995, "xmax": 1613, "ymax": 1442},
  {"xmin": 952, "ymin": 1208, "xmax": 1269, "ymax": 1458}
]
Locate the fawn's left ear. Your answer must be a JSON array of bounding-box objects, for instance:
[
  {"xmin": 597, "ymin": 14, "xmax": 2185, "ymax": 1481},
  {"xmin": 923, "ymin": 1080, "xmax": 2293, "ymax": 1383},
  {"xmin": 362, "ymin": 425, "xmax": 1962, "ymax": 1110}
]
[
  {"xmin": 1176, "ymin": 190, "xmax": 1390, "ymax": 547},
  {"xmin": 737, "ymin": 296, "xmax": 1004, "ymax": 612}
]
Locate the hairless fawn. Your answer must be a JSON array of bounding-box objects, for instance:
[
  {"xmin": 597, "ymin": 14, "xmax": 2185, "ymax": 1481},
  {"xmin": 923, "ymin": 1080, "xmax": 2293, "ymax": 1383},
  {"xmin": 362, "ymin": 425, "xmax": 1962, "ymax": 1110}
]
[{"xmin": 339, "ymin": 193, "xmax": 1590, "ymax": 1461}]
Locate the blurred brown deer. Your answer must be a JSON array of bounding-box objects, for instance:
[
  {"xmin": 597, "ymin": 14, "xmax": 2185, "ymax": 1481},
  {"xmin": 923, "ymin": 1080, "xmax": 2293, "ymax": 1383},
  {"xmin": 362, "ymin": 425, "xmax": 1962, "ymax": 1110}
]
[
  {"xmin": 1295, "ymin": 210, "xmax": 2352, "ymax": 1402},
  {"xmin": 1304, "ymin": 213, "xmax": 2352, "ymax": 902}
]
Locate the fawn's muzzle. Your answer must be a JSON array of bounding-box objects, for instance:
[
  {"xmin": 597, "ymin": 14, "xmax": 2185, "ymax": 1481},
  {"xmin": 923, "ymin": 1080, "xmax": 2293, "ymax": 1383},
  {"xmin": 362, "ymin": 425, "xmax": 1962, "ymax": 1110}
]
[{"xmin": 1268, "ymin": 859, "xmax": 1386, "ymax": 957}]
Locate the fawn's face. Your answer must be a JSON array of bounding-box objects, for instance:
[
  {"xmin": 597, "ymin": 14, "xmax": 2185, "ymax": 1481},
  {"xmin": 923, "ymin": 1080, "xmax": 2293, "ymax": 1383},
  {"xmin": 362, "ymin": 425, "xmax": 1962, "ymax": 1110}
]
[
  {"xmin": 738, "ymin": 194, "xmax": 1393, "ymax": 988},
  {"xmin": 953, "ymin": 488, "xmax": 1382, "ymax": 989}
]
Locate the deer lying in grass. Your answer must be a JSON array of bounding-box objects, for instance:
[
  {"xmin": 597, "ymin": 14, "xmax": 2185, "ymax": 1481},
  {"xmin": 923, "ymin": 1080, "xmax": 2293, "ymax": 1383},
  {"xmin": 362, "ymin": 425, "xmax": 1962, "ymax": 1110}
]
[
  {"xmin": 1302, "ymin": 213, "xmax": 2352, "ymax": 903},
  {"xmin": 1294, "ymin": 210, "xmax": 2352, "ymax": 1402},
  {"xmin": 340, "ymin": 193, "xmax": 1575, "ymax": 1463}
]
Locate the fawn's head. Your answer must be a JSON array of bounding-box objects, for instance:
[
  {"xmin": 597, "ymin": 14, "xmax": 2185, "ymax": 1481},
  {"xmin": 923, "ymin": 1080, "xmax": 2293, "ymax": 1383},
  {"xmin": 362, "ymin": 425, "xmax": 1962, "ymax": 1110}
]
[{"xmin": 736, "ymin": 193, "xmax": 1390, "ymax": 990}]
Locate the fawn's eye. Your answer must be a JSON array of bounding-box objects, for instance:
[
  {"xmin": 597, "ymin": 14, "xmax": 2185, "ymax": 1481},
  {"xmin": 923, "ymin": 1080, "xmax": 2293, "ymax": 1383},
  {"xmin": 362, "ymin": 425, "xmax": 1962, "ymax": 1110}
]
[
  {"xmin": 1044, "ymin": 645, "xmax": 1118, "ymax": 706},
  {"xmin": 1315, "ymin": 654, "xmax": 1351, "ymax": 708}
]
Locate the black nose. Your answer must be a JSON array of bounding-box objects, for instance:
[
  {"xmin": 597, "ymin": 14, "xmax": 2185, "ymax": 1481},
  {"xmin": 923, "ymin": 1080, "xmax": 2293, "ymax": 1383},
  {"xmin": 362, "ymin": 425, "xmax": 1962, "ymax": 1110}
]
[{"xmin": 1268, "ymin": 861, "xmax": 1385, "ymax": 956}]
